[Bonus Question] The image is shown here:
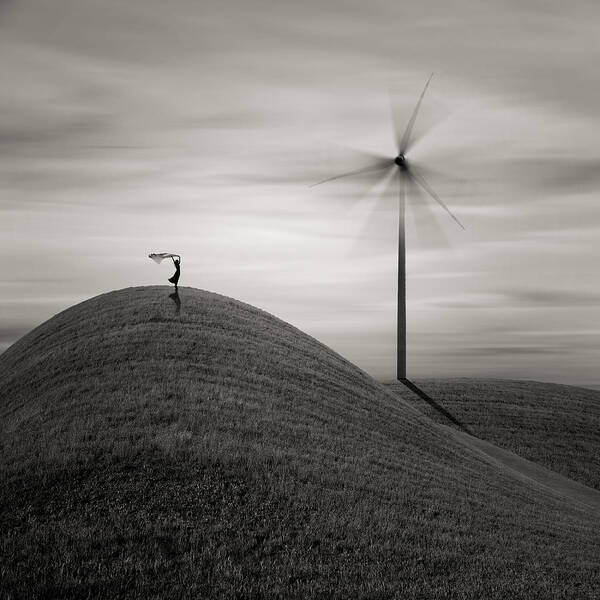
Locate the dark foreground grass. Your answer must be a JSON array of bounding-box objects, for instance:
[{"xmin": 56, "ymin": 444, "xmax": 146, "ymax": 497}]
[
  {"xmin": 1, "ymin": 286, "xmax": 599, "ymax": 599},
  {"xmin": 387, "ymin": 379, "xmax": 600, "ymax": 490}
]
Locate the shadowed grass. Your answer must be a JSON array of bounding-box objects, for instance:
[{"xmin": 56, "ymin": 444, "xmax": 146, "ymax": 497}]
[
  {"xmin": 1, "ymin": 286, "xmax": 599, "ymax": 599},
  {"xmin": 387, "ymin": 378, "xmax": 600, "ymax": 490}
]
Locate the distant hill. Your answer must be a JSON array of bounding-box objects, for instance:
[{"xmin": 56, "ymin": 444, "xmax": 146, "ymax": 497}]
[
  {"xmin": 386, "ymin": 378, "xmax": 600, "ymax": 490},
  {"xmin": 1, "ymin": 287, "xmax": 599, "ymax": 599}
]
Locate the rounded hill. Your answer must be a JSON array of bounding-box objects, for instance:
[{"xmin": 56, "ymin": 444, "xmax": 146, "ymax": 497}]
[{"xmin": 1, "ymin": 286, "xmax": 599, "ymax": 599}]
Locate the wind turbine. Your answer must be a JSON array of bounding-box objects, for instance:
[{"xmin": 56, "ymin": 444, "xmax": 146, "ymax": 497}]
[{"xmin": 311, "ymin": 74, "xmax": 465, "ymax": 381}]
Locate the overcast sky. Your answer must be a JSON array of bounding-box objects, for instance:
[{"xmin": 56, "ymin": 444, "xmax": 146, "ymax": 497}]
[{"xmin": 2, "ymin": 0, "xmax": 600, "ymax": 387}]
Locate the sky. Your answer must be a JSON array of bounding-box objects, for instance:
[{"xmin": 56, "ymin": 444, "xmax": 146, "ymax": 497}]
[{"xmin": 1, "ymin": 0, "xmax": 600, "ymax": 387}]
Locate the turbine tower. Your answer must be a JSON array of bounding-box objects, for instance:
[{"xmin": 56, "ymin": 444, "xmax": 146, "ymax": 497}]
[{"xmin": 311, "ymin": 74, "xmax": 464, "ymax": 381}]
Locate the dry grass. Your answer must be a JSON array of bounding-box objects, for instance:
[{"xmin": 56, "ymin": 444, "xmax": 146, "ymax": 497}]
[{"xmin": 1, "ymin": 286, "xmax": 599, "ymax": 599}]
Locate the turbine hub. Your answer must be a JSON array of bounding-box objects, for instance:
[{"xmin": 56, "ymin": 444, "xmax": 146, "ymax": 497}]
[{"xmin": 394, "ymin": 154, "xmax": 407, "ymax": 169}]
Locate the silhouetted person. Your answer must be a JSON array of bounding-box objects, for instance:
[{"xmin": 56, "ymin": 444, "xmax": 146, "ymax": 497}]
[
  {"xmin": 169, "ymin": 289, "xmax": 181, "ymax": 315},
  {"xmin": 168, "ymin": 256, "xmax": 181, "ymax": 288}
]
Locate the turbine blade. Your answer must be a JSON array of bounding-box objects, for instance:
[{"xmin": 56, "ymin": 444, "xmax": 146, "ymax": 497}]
[
  {"xmin": 398, "ymin": 73, "xmax": 434, "ymax": 154},
  {"xmin": 310, "ymin": 159, "xmax": 394, "ymax": 188},
  {"xmin": 410, "ymin": 167, "xmax": 466, "ymax": 230},
  {"xmin": 350, "ymin": 169, "xmax": 398, "ymax": 255},
  {"xmin": 334, "ymin": 144, "xmax": 391, "ymax": 166},
  {"xmin": 405, "ymin": 174, "xmax": 449, "ymax": 248},
  {"xmin": 328, "ymin": 164, "xmax": 394, "ymax": 210},
  {"xmin": 389, "ymin": 89, "xmax": 405, "ymax": 155}
]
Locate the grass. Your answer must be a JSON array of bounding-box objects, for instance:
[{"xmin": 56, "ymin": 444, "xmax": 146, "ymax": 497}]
[
  {"xmin": 1, "ymin": 286, "xmax": 599, "ymax": 599},
  {"xmin": 386, "ymin": 379, "xmax": 600, "ymax": 490}
]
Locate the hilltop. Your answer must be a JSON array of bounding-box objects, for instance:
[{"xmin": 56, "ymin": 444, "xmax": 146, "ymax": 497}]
[{"xmin": 1, "ymin": 286, "xmax": 599, "ymax": 599}]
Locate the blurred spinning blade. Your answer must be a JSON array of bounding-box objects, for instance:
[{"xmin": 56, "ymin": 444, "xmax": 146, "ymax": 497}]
[{"xmin": 310, "ymin": 74, "xmax": 465, "ymax": 251}]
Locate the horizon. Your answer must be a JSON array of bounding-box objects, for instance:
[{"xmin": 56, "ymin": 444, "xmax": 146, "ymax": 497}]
[
  {"xmin": 3, "ymin": 283, "xmax": 600, "ymax": 393},
  {"xmin": 2, "ymin": 0, "xmax": 600, "ymax": 389}
]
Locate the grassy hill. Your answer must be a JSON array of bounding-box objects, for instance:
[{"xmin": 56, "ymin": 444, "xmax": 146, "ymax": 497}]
[
  {"xmin": 386, "ymin": 379, "xmax": 600, "ymax": 490},
  {"xmin": 1, "ymin": 286, "xmax": 599, "ymax": 599}
]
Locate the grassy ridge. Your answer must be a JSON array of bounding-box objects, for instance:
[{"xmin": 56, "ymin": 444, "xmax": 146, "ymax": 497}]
[
  {"xmin": 386, "ymin": 379, "xmax": 600, "ymax": 490},
  {"xmin": 1, "ymin": 286, "xmax": 599, "ymax": 599}
]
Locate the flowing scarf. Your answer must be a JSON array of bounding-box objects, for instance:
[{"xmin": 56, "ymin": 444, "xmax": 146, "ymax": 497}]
[{"xmin": 148, "ymin": 252, "xmax": 180, "ymax": 263}]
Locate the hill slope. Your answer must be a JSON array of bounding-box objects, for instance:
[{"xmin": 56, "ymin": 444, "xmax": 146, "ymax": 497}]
[
  {"xmin": 1, "ymin": 286, "xmax": 599, "ymax": 599},
  {"xmin": 386, "ymin": 378, "xmax": 600, "ymax": 490}
]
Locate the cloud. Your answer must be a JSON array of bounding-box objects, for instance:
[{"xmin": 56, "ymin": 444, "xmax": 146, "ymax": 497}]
[
  {"xmin": 433, "ymin": 288, "xmax": 600, "ymax": 310},
  {"xmin": 451, "ymin": 345, "xmax": 562, "ymax": 357},
  {"xmin": 505, "ymin": 289, "xmax": 600, "ymax": 308}
]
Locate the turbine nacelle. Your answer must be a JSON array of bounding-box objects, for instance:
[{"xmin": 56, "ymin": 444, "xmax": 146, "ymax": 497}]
[{"xmin": 394, "ymin": 154, "xmax": 407, "ymax": 169}]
